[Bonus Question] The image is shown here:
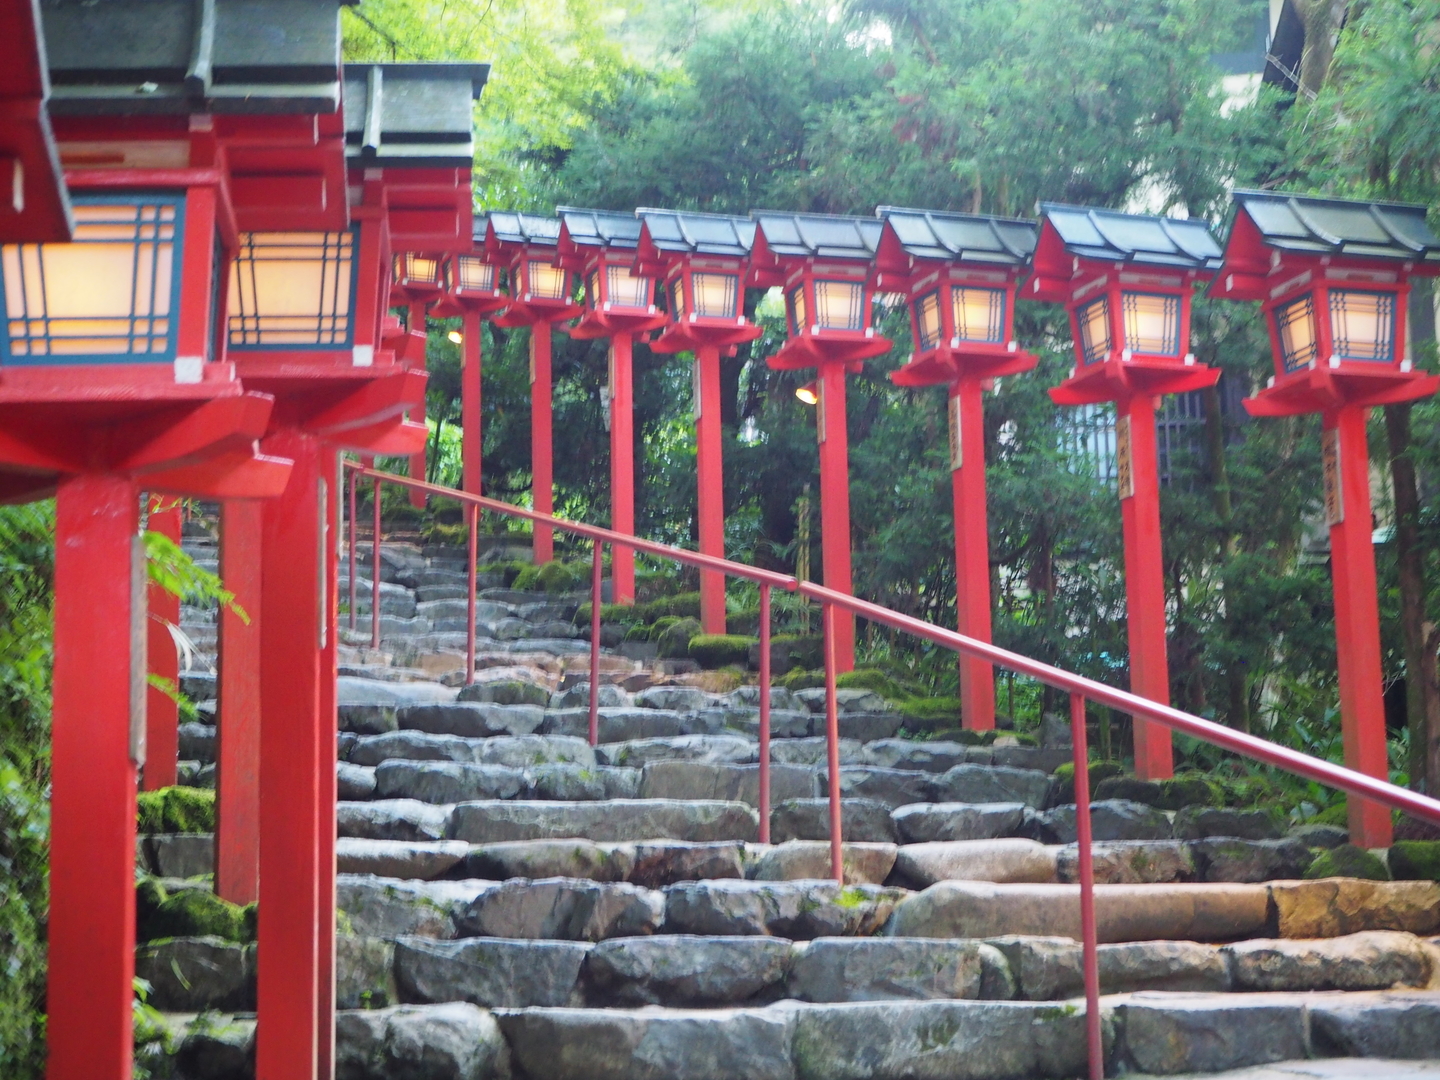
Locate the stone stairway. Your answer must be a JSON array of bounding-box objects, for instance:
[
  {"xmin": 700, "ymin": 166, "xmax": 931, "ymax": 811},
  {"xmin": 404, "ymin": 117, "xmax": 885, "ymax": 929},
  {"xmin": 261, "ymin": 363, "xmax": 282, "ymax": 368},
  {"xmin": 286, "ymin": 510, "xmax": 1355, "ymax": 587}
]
[{"xmin": 140, "ymin": 532, "xmax": 1440, "ymax": 1080}]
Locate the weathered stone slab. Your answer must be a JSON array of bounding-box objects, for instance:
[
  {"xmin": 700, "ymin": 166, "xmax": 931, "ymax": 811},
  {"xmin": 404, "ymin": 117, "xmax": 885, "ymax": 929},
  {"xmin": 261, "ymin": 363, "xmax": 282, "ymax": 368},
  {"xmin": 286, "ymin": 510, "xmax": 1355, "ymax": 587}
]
[
  {"xmin": 134, "ymin": 937, "xmax": 254, "ymax": 1011},
  {"xmin": 178, "ymin": 722, "xmax": 216, "ymax": 763},
  {"xmin": 398, "ymin": 702, "xmax": 544, "ymax": 738},
  {"xmin": 984, "ymin": 936, "xmax": 1229, "ymax": 999},
  {"xmin": 892, "ymin": 839, "xmax": 1057, "ymax": 888},
  {"xmin": 457, "ymin": 678, "xmax": 552, "ymax": 708},
  {"xmin": 786, "ymin": 938, "xmax": 983, "ymax": 1002},
  {"xmin": 336, "ymin": 838, "xmax": 471, "ymax": 880},
  {"xmin": 551, "ymin": 682, "xmax": 633, "ymax": 709},
  {"xmin": 447, "ymin": 799, "xmax": 759, "ymax": 844},
  {"xmin": 337, "ymin": 799, "xmax": 452, "ymax": 842},
  {"xmin": 598, "ymin": 735, "xmax": 758, "ymax": 768},
  {"xmin": 728, "ymin": 685, "xmax": 802, "ymax": 712},
  {"xmin": 1034, "ymin": 800, "xmax": 1172, "ymax": 844},
  {"xmin": 835, "ymin": 713, "xmax": 906, "ymax": 742},
  {"xmin": 1056, "ymin": 840, "xmax": 1195, "ymax": 885},
  {"xmin": 349, "ymin": 730, "xmax": 478, "ymax": 766},
  {"xmin": 587, "ymin": 935, "xmax": 794, "ymax": 1006},
  {"xmin": 454, "ymin": 878, "xmax": 664, "ymax": 940},
  {"xmin": 394, "ymin": 936, "xmax": 589, "ymax": 1007},
  {"xmin": 932, "ymin": 765, "xmax": 1051, "ymax": 809},
  {"xmin": 640, "ymin": 761, "xmax": 818, "ymax": 807},
  {"xmin": 336, "ymin": 935, "xmax": 397, "ymax": 1010},
  {"xmin": 770, "ymin": 798, "xmax": 897, "ymax": 844},
  {"xmin": 335, "ymin": 1002, "xmax": 510, "ymax": 1080},
  {"xmin": 637, "ymin": 685, "xmax": 714, "ymax": 712},
  {"xmin": 338, "ymin": 762, "xmax": 378, "ymax": 800},
  {"xmin": 724, "ymin": 709, "xmax": 815, "ymax": 740},
  {"xmin": 828, "ymin": 767, "xmax": 934, "ymax": 810},
  {"xmin": 375, "ymin": 761, "xmax": 525, "ymax": 804},
  {"xmin": 629, "ymin": 842, "xmax": 746, "ymax": 889},
  {"xmin": 460, "ymin": 839, "xmax": 631, "ymax": 882},
  {"xmin": 1173, "ymin": 806, "xmax": 1283, "ymax": 840},
  {"xmin": 544, "ymin": 707, "xmax": 688, "ymax": 742},
  {"xmin": 494, "ymin": 1004, "xmax": 796, "ymax": 1080},
  {"xmin": 1270, "ymin": 879, "xmax": 1440, "ymax": 938},
  {"xmin": 1225, "ymin": 931, "xmax": 1434, "ymax": 991},
  {"xmin": 747, "ymin": 841, "xmax": 898, "ymax": 886},
  {"xmin": 795, "ymin": 688, "xmax": 891, "ymax": 714},
  {"xmin": 138, "ymin": 833, "xmax": 214, "ymax": 878},
  {"xmin": 860, "ymin": 740, "xmax": 970, "ymax": 773},
  {"xmin": 891, "ymin": 802, "xmax": 1026, "ymax": 844},
  {"xmin": 990, "ymin": 746, "xmax": 1073, "ymax": 774},
  {"xmin": 1308, "ymin": 991, "xmax": 1440, "ymax": 1058},
  {"xmin": 1117, "ymin": 995, "xmax": 1307, "ymax": 1075},
  {"xmin": 769, "ymin": 737, "xmax": 864, "ymax": 767},
  {"xmin": 788, "ymin": 999, "xmax": 1099, "ymax": 1080},
  {"xmin": 336, "ymin": 874, "xmax": 492, "ymax": 939},
  {"xmin": 521, "ymin": 763, "xmax": 613, "ymax": 802},
  {"xmin": 1191, "ymin": 837, "xmax": 1311, "ymax": 883},
  {"xmin": 478, "ymin": 734, "xmax": 596, "ymax": 769},
  {"xmin": 662, "ymin": 880, "xmax": 907, "ymax": 939},
  {"xmin": 887, "ymin": 881, "xmax": 1271, "ymax": 943}
]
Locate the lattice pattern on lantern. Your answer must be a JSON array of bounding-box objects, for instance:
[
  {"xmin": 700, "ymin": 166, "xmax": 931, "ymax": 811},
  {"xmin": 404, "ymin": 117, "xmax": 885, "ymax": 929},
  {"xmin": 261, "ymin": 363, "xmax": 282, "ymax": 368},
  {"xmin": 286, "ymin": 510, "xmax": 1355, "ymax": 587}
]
[
  {"xmin": 394, "ymin": 252, "xmax": 443, "ymax": 291},
  {"xmin": 606, "ymin": 264, "xmax": 651, "ymax": 308},
  {"xmin": 1274, "ymin": 294, "xmax": 1318, "ymax": 373},
  {"xmin": 1329, "ymin": 289, "xmax": 1394, "ymax": 362},
  {"xmin": 670, "ymin": 278, "xmax": 686, "ymax": 317},
  {"xmin": 814, "ymin": 280, "xmax": 865, "ymax": 330},
  {"xmin": 526, "ymin": 259, "xmax": 568, "ymax": 301},
  {"xmin": 914, "ymin": 290, "xmax": 943, "ymax": 350},
  {"xmin": 228, "ymin": 231, "xmax": 356, "ymax": 348},
  {"xmin": 691, "ymin": 272, "xmax": 738, "ymax": 319},
  {"xmin": 788, "ymin": 285, "xmax": 808, "ymax": 335},
  {"xmin": 952, "ymin": 287, "xmax": 1005, "ymax": 344},
  {"xmin": 1076, "ymin": 296, "xmax": 1111, "ymax": 365},
  {"xmin": 451, "ymin": 255, "xmax": 497, "ymax": 294},
  {"xmin": 1, "ymin": 196, "xmax": 181, "ymax": 362},
  {"xmin": 1122, "ymin": 292, "xmax": 1180, "ymax": 356}
]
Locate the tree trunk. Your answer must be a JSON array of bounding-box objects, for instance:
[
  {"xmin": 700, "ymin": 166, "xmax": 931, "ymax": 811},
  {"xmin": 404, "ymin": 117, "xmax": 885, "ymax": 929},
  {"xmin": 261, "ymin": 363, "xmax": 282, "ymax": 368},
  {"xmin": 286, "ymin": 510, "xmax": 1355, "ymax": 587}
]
[{"xmin": 1294, "ymin": 0, "xmax": 1348, "ymax": 97}]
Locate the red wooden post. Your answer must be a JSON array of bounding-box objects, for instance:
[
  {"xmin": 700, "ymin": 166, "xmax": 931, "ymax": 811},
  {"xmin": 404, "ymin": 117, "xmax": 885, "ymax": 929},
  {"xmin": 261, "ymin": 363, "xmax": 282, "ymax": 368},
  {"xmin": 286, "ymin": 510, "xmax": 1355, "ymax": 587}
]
[
  {"xmin": 348, "ymin": 469, "xmax": 358, "ymax": 631},
  {"xmin": 1327, "ymin": 406, "xmax": 1393, "ymax": 846},
  {"xmin": 462, "ymin": 310, "xmax": 483, "ymax": 495},
  {"xmin": 48, "ymin": 473, "xmax": 141, "ymax": 1080},
  {"xmin": 143, "ymin": 497, "xmax": 182, "ymax": 790},
  {"xmin": 817, "ymin": 363, "xmax": 855, "ymax": 672},
  {"xmin": 950, "ymin": 378, "xmax": 995, "ymax": 728},
  {"xmin": 758, "ymin": 583, "xmax": 773, "ymax": 843},
  {"xmin": 696, "ymin": 342, "xmax": 728, "ymax": 634},
  {"xmin": 371, "ymin": 478, "xmax": 382, "ymax": 650},
  {"xmin": 589, "ymin": 540, "xmax": 603, "ymax": 747},
  {"xmin": 532, "ymin": 322, "xmax": 555, "ymax": 564},
  {"xmin": 610, "ymin": 333, "xmax": 637, "ymax": 605},
  {"xmin": 1117, "ymin": 393, "xmax": 1174, "ymax": 779},
  {"xmin": 256, "ymin": 430, "xmax": 327, "ymax": 1080},
  {"xmin": 466, "ymin": 502, "xmax": 478, "ymax": 685},
  {"xmin": 216, "ymin": 500, "xmax": 263, "ymax": 905},
  {"xmin": 317, "ymin": 463, "xmax": 340, "ymax": 1080},
  {"xmin": 1070, "ymin": 693, "xmax": 1104, "ymax": 1080},
  {"xmin": 822, "ymin": 601, "xmax": 844, "ymax": 881}
]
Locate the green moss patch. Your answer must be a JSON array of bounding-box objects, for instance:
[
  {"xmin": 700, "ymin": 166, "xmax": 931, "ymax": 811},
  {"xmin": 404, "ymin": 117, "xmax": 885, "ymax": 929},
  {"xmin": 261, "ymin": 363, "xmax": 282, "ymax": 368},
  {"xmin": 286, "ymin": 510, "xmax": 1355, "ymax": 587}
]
[
  {"xmin": 137, "ymin": 786, "xmax": 215, "ymax": 834},
  {"xmin": 687, "ymin": 634, "xmax": 758, "ymax": 669},
  {"xmin": 1305, "ymin": 843, "xmax": 1390, "ymax": 881},
  {"xmin": 140, "ymin": 887, "xmax": 252, "ymax": 943},
  {"xmin": 656, "ymin": 617, "xmax": 703, "ymax": 659},
  {"xmin": 1388, "ymin": 840, "xmax": 1440, "ymax": 882}
]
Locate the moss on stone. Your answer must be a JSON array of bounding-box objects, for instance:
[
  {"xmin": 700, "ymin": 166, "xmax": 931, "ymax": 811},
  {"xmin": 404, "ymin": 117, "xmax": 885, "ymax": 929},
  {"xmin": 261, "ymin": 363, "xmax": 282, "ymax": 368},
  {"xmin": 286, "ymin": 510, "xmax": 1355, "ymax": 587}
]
[
  {"xmin": 835, "ymin": 668, "xmax": 911, "ymax": 701},
  {"xmin": 656, "ymin": 617, "xmax": 703, "ymax": 659},
  {"xmin": 141, "ymin": 888, "xmax": 249, "ymax": 943},
  {"xmin": 1388, "ymin": 840, "xmax": 1440, "ymax": 882},
  {"xmin": 137, "ymin": 786, "xmax": 216, "ymax": 835},
  {"xmin": 687, "ymin": 634, "xmax": 758, "ymax": 669},
  {"xmin": 1304, "ymin": 843, "xmax": 1390, "ymax": 881}
]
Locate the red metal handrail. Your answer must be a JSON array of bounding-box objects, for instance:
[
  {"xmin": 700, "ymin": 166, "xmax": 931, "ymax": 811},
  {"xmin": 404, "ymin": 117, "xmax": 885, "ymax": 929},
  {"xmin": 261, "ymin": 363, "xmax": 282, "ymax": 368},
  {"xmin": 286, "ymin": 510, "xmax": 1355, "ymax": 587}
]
[{"xmin": 345, "ymin": 461, "xmax": 1440, "ymax": 1080}]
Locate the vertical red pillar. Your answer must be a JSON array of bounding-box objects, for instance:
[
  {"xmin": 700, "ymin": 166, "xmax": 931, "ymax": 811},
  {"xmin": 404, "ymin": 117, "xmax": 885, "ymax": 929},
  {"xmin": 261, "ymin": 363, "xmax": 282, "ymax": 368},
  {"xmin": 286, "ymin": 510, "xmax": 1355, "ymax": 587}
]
[
  {"xmin": 48, "ymin": 472, "xmax": 141, "ymax": 1080},
  {"xmin": 695, "ymin": 343, "xmax": 726, "ymax": 633},
  {"xmin": 216, "ymin": 500, "xmax": 262, "ymax": 904},
  {"xmin": 317, "ymin": 460, "xmax": 340, "ymax": 1080},
  {"xmin": 1326, "ymin": 406, "xmax": 1393, "ymax": 847},
  {"xmin": 408, "ymin": 301, "xmax": 428, "ymax": 508},
  {"xmin": 610, "ymin": 333, "xmax": 636, "ymax": 605},
  {"xmin": 256, "ymin": 429, "xmax": 325, "ymax": 1080},
  {"xmin": 818, "ymin": 362, "xmax": 855, "ymax": 672},
  {"xmin": 1117, "ymin": 394, "xmax": 1174, "ymax": 779},
  {"xmin": 143, "ymin": 498, "xmax": 181, "ymax": 789},
  {"xmin": 951, "ymin": 378, "xmax": 995, "ymax": 730},
  {"xmin": 462, "ymin": 310, "xmax": 482, "ymax": 496},
  {"xmin": 531, "ymin": 322, "xmax": 555, "ymax": 563}
]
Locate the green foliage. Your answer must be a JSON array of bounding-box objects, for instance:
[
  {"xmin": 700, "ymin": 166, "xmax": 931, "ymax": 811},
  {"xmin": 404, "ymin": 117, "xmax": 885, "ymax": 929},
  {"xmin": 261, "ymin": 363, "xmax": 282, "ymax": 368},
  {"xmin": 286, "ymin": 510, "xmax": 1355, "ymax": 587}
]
[
  {"xmin": 140, "ymin": 888, "xmax": 252, "ymax": 944},
  {"xmin": 897, "ymin": 697, "xmax": 964, "ymax": 723},
  {"xmin": 656, "ymin": 617, "xmax": 704, "ymax": 659},
  {"xmin": 1304, "ymin": 843, "xmax": 1391, "ymax": 882},
  {"xmin": 514, "ymin": 560, "xmax": 590, "ymax": 594},
  {"xmin": 835, "ymin": 668, "xmax": 912, "ymax": 701},
  {"xmin": 687, "ymin": 634, "xmax": 758, "ymax": 669},
  {"xmin": 478, "ymin": 561, "xmax": 531, "ymax": 588},
  {"xmin": 1388, "ymin": 841, "xmax": 1440, "ymax": 883},
  {"xmin": 136, "ymin": 787, "xmax": 216, "ymax": 835},
  {"xmin": 638, "ymin": 592, "xmax": 702, "ymax": 621}
]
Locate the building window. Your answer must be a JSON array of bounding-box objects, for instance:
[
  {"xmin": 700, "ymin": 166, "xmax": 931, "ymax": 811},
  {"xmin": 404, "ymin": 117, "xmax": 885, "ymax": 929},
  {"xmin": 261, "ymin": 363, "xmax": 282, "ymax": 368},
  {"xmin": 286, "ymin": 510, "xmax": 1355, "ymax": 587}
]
[
  {"xmin": 952, "ymin": 286, "xmax": 1005, "ymax": 343},
  {"xmin": 1076, "ymin": 296, "xmax": 1111, "ymax": 365},
  {"xmin": 1274, "ymin": 294, "xmax": 1318, "ymax": 373},
  {"xmin": 228, "ymin": 231, "xmax": 356, "ymax": 348},
  {"xmin": 1, "ymin": 195, "xmax": 183, "ymax": 363},
  {"xmin": 1329, "ymin": 289, "xmax": 1394, "ymax": 362},
  {"xmin": 1122, "ymin": 292, "xmax": 1180, "ymax": 356}
]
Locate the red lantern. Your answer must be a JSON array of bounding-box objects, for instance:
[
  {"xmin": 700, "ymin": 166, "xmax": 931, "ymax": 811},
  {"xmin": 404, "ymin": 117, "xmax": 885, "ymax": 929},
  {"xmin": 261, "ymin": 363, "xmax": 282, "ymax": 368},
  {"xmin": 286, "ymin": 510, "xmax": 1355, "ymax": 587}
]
[
  {"xmin": 1028, "ymin": 204, "xmax": 1223, "ymax": 779},
  {"xmin": 484, "ymin": 212, "xmax": 581, "ymax": 562},
  {"xmin": 751, "ymin": 211, "xmax": 890, "ymax": 671},
  {"xmin": 557, "ymin": 207, "xmax": 667, "ymax": 604},
  {"xmin": 1212, "ymin": 190, "xmax": 1440, "ymax": 846},
  {"xmin": 877, "ymin": 207, "xmax": 1038, "ymax": 730}
]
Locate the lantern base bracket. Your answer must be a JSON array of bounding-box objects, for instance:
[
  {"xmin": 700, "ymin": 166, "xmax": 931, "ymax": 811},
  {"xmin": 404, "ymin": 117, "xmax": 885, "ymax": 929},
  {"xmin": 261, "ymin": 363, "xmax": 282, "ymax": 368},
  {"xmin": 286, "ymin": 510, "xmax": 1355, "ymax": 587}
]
[
  {"xmin": 1050, "ymin": 354, "xmax": 1218, "ymax": 407},
  {"xmin": 1244, "ymin": 366, "xmax": 1440, "ymax": 417}
]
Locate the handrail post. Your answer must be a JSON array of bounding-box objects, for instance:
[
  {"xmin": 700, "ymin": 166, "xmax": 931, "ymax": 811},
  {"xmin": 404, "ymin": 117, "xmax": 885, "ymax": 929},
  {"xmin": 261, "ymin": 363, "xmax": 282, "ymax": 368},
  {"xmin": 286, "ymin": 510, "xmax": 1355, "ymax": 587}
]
[
  {"xmin": 1071, "ymin": 692, "xmax": 1104, "ymax": 1080},
  {"xmin": 823, "ymin": 601, "xmax": 843, "ymax": 883},
  {"xmin": 370, "ymin": 477, "xmax": 381, "ymax": 650},
  {"xmin": 588, "ymin": 540, "xmax": 603, "ymax": 747},
  {"xmin": 758, "ymin": 583, "xmax": 772, "ymax": 844},
  {"xmin": 465, "ymin": 502, "xmax": 478, "ymax": 687},
  {"xmin": 347, "ymin": 467, "xmax": 357, "ymax": 632}
]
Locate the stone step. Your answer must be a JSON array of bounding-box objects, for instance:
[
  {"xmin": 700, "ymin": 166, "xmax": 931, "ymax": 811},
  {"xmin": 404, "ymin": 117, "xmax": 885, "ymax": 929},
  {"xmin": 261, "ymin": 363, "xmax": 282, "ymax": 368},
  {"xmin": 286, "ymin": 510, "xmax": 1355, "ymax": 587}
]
[{"xmin": 137, "ymin": 927, "xmax": 1440, "ymax": 1017}]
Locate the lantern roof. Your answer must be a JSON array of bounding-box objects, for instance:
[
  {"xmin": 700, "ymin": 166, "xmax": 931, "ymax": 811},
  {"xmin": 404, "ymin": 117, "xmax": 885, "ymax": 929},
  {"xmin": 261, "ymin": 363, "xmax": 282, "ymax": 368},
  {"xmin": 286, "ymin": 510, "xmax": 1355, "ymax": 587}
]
[
  {"xmin": 1228, "ymin": 189, "xmax": 1440, "ymax": 264},
  {"xmin": 482, "ymin": 211, "xmax": 561, "ymax": 253},
  {"xmin": 875, "ymin": 206, "xmax": 1036, "ymax": 270},
  {"xmin": 2, "ymin": 0, "xmax": 72, "ymax": 242},
  {"xmin": 556, "ymin": 207, "xmax": 642, "ymax": 251},
  {"xmin": 751, "ymin": 210, "xmax": 883, "ymax": 261},
  {"xmin": 1037, "ymin": 203, "xmax": 1223, "ymax": 271},
  {"xmin": 42, "ymin": 0, "xmax": 356, "ymax": 115},
  {"xmin": 636, "ymin": 208, "xmax": 757, "ymax": 258},
  {"xmin": 343, "ymin": 63, "xmax": 487, "ymax": 167}
]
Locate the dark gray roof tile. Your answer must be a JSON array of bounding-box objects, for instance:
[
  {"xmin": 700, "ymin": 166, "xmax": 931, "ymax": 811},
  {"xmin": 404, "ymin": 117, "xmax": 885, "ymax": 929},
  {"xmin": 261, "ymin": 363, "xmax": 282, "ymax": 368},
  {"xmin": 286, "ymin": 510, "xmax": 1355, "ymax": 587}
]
[
  {"xmin": 344, "ymin": 63, "xmax": 487, "ymax": 167},
  {"xmin": 557, "ymin": 207, "xmax": 643, "ymax": 250},
  {"xmin": 483, "ymin": 212, "xmax": 561, "ymax": 248},
  {"xmin": 636, "ymin": 208, "xmax": 755, "ymax": 256},
  {"xmin": 1041, "ymin": 203, "xmax": 1222, "ymax": 270},
  {"xmin": 1232, "ymin": 189, "xmax": 1440, "ymax": 263},
  {"xmin": 752, "ymin": 210, "xmax": 882, "ymax": 260},
  {"xmin": 877, "ymin": 206, "xmax": 1037, "ymax": 265}
]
